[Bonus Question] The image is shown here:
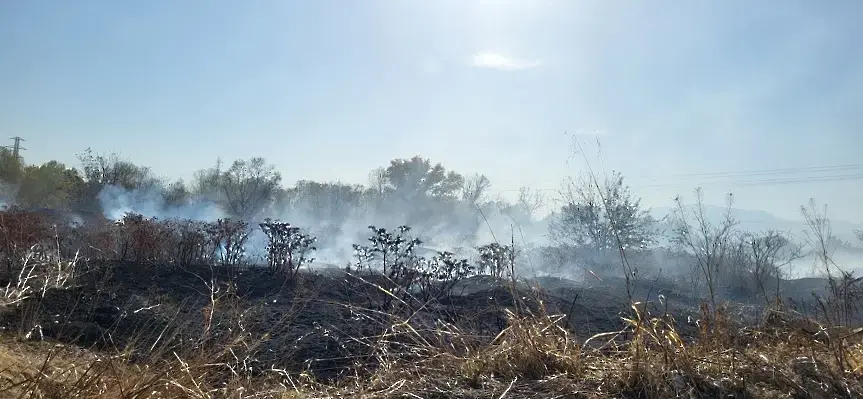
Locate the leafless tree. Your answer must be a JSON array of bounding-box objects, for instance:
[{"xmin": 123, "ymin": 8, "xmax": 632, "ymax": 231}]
[
  {"xmin": 801, "ymin": 199, "xmax": 841, "ymax": 278},
  {"xmin": 670, "ymin": 188, "xmax": 737, "ymax": 312},
  {"xmin": 461, "ymin": 173, "xmax": 491, "ymax": 205},
  {"xmin": 516, "ymin": 186, "xmax": 545, "ymax": 218},
  {"xmin": 731, "ymin": 229, "xmax": 803, "ymax": 304},
  {"xmin": 367, "ymin": 167, "xmax": 388, "ymax": 199}
]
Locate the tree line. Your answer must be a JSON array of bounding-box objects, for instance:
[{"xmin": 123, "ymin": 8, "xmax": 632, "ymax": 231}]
[{"xmin": 1, "ymin": 146, "xmax": 859, "ymax": 309}]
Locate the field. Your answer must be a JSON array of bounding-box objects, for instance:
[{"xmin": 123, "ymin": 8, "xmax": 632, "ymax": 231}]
[{"xmin": 0, "ymin": 208, "xmax": 861, "ymax": 398}]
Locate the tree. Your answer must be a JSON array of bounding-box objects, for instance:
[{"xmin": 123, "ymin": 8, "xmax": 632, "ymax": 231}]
[
  {"xmin": 461, "ymin": 173, "xmax": 491, "ymax": 205},
  {"xmin": 516, "ymin": 186, "xmax": 545, "ymax": 219},
  {"xmin": 0, "ymin": 148, "xmax": 24, "ymax": 202},
  {"xmin": 74, "ymin": 148, "xmax": 161, "ymax": 213},
  {"xmin": 77, "ymin": 148, "xmax": 157, "ymax": 190},
  {"xmin": 367, "ymin": 167, "xmax": 388, "ymax": 199},
  {"xmin": 162, "ymin": 179, "xmax": 191, "ymax": 208},
  {"xmin": 801, "ymin": 199, "xmax": 841, "ymax": 278},
  {"xmin": 190, "ymin": 158, "xmax": 223, "ymax": 198},
  {"xmin": 670, "ymin": 188, "xmax": 737, "ymax": 312},
  {"xmin": 550, "ymin": 171, "xmax": 656, "ymax": 252},
  {"xmin": 384, "ymin": 156, "xmax": 465, "ymax": 200},
  {"xmin": 287, "ymin": 180, "xmax": 365, "ymax": 221},
  {"xmin": 16, "ymin": 161, "xmax": 83, "ymax": 209},
  {"xmin": 218, "ymin": 157, "xmax": 282, "ymax": 220},
  {"xmin": 730, "ymin": 229, "xmax": 802, "ymax": 302}
]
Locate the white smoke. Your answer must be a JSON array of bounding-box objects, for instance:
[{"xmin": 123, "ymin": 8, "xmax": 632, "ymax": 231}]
[{"xmin": 95, "ymin": 184, "xmax": 552, "ymax": 270}]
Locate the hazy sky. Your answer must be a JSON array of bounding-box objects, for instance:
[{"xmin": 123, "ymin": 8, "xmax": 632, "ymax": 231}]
[{"xmin": 1, "ymin": 1, "xmax": 861, "ymax": 222}]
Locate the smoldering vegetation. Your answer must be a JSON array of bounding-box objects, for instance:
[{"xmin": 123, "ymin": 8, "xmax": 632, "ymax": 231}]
[{"xmin": 0, "ymin": 147, "xmax": 862, "ymax": 397}]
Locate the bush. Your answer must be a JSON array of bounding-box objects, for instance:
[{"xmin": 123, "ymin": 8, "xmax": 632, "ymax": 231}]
[
  {"xmin": 0, "ymin": 206, "xmax": 54, "ymax": 276},
  {"xmin": 259, "ymin": 219, "xmax": 317, "ymax": 280}
]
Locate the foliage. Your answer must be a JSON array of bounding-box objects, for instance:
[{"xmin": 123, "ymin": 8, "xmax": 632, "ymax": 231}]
[
  {"xmin": 0, "ymin": 206, "xmax": 55, "ymax": 274},
  {"xmin": 77, "ymin": 148, "xmax": 158, "ymax": 191},
  {"xmin": 384, "ymin": 156, "xmax": 465, "ymax": 200},
  {"xmin": 0, "ymin": 148, "xmax": 24, "ymax": 187},
  {"xmin": 16, "ymin": 161, "xmax": 82, "ymax": 209},
  {"xmin": 218, "ymin": 158, "xmax": 282, "ymax": 220},
  {"xmin": 286, "ymin": 180, "xmax": 365, "ymax": 222},
  {"xmin": 413, "ymin": 251, "xmax": 474, "ymax": 302},
  {"xmin": 550, "ymin": 171, "xmax": 656, "ymax": 252},
  {"xmin": 352, "ymin": 225, "xmax": 424, "ymax": 310},
  {"xmin": 476, "ymin": 242, "xmax": 516, "ymax": 279},
  {"xmin": 353, "ymin": 225, "xmax": 422, "ymax": 278},
  {"xmin": 191, "ymin": 157, "xmax": 282, "ymax": 220}
]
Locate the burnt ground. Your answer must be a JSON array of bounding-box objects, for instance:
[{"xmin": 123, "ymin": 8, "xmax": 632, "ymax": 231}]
[{"xmin": 0, "ymin": 261, "xmax": 836, "ymax": 381}]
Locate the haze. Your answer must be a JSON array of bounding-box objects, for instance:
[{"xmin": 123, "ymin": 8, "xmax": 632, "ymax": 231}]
[{"xmin": 1, "ymin": 0, "xmax": 861, "ymax": 223}]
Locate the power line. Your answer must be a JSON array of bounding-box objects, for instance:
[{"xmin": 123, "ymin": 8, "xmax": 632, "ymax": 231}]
[
  {"xmin": 498, "ymin": 164, "xmax": 863, "ymax": 188},
  {"xmin": 634, "ymin": 173, "xmax": 863, "ymax": 189},
  {"xmin": 495, "ymin": 169, "xmax": 863, "ymax": 193},
  {"xmin": 631, "ymin": 164, "xmax": 862, "ymax": 180}
]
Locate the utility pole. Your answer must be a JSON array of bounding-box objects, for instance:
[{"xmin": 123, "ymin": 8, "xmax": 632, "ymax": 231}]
[{"xmin": 6, "ymin": 136, "xmax": 25, "ymax": 161}]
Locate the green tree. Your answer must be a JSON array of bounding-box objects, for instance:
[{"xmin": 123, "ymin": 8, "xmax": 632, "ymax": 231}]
[
  {"xmin": 162, "ymin": 179, "xmax": 191, "ymax": 207},
  {"xmin": 17, "ymin": 161, "xmax": 83, "ymax": 209},
  {"xmin": 0, "ymin": 148, "xmax": 24, "ymax": 202},
  {"xmin": 77, "ymin": 148, "xmax": 157, "ymax": 190},
  {"xmin": 193, "ymin": 157, "xmax": 282, "ymax": 219},
  {"xmin": 384, "ymin": 156, "xmax": 465, "ymax": 200}
]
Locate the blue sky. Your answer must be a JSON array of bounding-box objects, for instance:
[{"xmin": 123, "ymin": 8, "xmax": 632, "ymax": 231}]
[{"xmin": 1, "ymin": 1, "xmax": 861, "ymax": 222}]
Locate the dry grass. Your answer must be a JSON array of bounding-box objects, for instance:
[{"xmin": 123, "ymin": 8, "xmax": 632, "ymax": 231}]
[
  {"xmin": 2, "ymin": 294, "xmax": 863, "ymax": 398},
  {"xmin": 1, "ymin": 212, "xmax": 862, "ymax": 397}
]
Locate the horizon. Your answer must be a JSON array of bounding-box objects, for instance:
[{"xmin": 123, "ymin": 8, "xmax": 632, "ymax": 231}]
[{"xmin": 2, "ymin": 1, "xmax": 861, "ymax": 223}]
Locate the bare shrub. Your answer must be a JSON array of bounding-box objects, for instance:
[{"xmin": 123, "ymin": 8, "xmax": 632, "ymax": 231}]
[
  {"xmin": 204, "ymin": 218, "xmax": 250, "ymax": 273},
  {"xmin": 2, "ymin": 247, "xmax": 80, "ymax": 307},
  {"xmin": 259, "ymin": 219, "xmax": 317, "ymax": 280},
  {"xmin": 729, "ymin": 229, "xmax": 803, "ymax": 303},
  {"xmin": 116, "ymin": 213, "xmax": 170, "ymax": 264},
  {"xmin": 164, "ymin": 219, "xmax": 213, "ymax": 268},
  {"xmin": 670, "ymin": 188, "xmax": 738, "ymax": 313},
  {"xmin": 0, "ymin": 206, "xmax": 54, "ymax": 276}
]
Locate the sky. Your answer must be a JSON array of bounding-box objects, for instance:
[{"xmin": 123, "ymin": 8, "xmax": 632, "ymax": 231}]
[{"xmin": 1, "ymin": 1, "xmax": 861, "ymax": 223}]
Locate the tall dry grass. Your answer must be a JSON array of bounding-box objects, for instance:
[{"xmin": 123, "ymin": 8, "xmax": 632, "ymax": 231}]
[{"xmin": 0, "ymin": 207, "xmax": 862, "ymax": 397}]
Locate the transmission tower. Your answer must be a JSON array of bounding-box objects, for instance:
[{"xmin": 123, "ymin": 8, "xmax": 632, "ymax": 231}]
[{"xmin": 6, "ymin": 136, "xmax": 25, "ymax": 161}]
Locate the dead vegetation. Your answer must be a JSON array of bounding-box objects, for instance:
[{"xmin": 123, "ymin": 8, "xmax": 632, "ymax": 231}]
[{"xmin": 0, "ymin": 208, "xmax": 861, "ymax": 398}]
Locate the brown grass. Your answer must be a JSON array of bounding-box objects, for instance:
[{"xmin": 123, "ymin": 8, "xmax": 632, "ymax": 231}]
[
  {"xmin": 2, "ymin": 294, "xmax": 863, "ymax": 398},
  {"xmin": 1, "ymin": 210, "xmax": 862, "ymax": 398}
]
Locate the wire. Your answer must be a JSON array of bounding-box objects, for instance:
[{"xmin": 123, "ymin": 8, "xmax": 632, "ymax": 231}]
[{"xmin": 495, "ymin": 165, "xmax": 863, "ymax": 192}]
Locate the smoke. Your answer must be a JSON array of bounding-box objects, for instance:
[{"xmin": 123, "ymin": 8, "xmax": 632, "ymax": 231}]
[
  {"xmin": 98, "ymin": 184, "xmax": 225, "ymax": 222},
  {"xmin": 94, "ymin": 183, "xmax": 861, "ymax": 285},
  {"xmin": 95, "ymin": 184, "xmax": 552, "ymax": 270}
]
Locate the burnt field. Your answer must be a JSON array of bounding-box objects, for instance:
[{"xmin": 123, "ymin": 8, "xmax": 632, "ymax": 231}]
[{"xmin": 0, "ymin": 207, "xmax": 861, "ymax": 398}]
